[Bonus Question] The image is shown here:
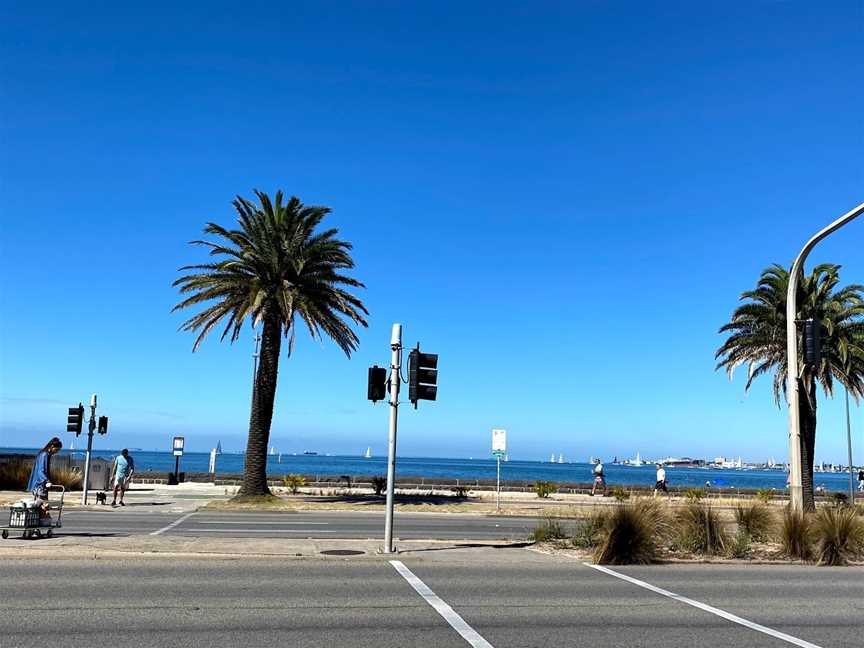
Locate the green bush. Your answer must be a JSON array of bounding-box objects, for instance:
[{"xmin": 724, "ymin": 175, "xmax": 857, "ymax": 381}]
[
  {"xmin": 684, "ymin": 488, "xmax": 706, "ymax": 502},
  {"xmin": 533, "ymin": 480, "xmax": 557, "ymax": 499},
  {"xmin": 611, "ymin": 486, "xmax": 629, "ymax": 502},
  {"xmin": 675, "ymin": 502, "xmax": 729, "ymax": 555},
  {"xmin": 755, "ymin": 488, "xmax": 774, "ymax": 504},
  {"xmin": 572, "ymin": 509, "xmax": 608, "ymax": 549},
  {"xmin": 726, "ymin": 530, "xmax": 752, "ymax": 559},
  {"xmin": 594, "ymin": 499, "xmax": 667, "ymax": 565},
  {"xmin": 282, "ymin": 474, "xmax": 307, "ymax": 495},
  {"xmin": 530, "ymin": 516, "xmax": 568, "ymax": 543},
  {"xmin": 734, "ymin": 503, "xmax": 774, "ymax": 542},
  {"xmin": 370, "ymin": 476, "xmax": 386, "ymax": 496},
  {"xmin": 781, "ymin": 508, "xmax": 813, "ymax": 561},
  {"xmin": 830, "ymin": 492, "xmax": 849, "ymax": 507},
  {"xmin": 812, "ymin": 506, "xmax": 864, "ymax": 566}
]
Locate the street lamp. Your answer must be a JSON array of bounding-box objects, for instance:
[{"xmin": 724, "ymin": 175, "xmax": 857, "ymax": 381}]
[{"xmin": 786, "ymin": 202, "xmax": 864, "ymax": 511}]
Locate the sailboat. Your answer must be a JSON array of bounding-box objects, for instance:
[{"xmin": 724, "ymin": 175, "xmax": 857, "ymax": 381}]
[
  {"xmin": 550, "ymin": 453, "xmax": 556, "ymax": 463},
  {"xmin": 503, "ymin": 454, "xmax": 509, "ymax": 462},
  {"xmin": 557, "ymin": 453, "xmax": 565, "ymax": 464},
  {"xmin": 633, "ymin": 452, "xmax": 643, "ymax": 467},
  {"xmin": 215, "ymin": 440, "xmax": 222, "ymax": 455},
  {"xmin": 269, "ymin": 445, "xmax": 277, "ymax": 456},
  {"xmin": 363, "ymin": 447, "xmax": 372, "ymax": 459}
]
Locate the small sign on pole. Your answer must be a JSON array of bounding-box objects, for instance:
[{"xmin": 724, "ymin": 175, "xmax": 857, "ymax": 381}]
[
  {"xmin": 173, "ymin": 436, "xmax": 185, "ymax": 457},
  {"xmin": 492, "ymin": 428, "xmax": 507, "ymax": 511}
]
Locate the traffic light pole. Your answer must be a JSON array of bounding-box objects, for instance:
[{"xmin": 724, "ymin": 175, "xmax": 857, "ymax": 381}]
[
  {"xmin": 786, "ymin": 202, "xmax": 864, "ymax": 512},
  {"xmin": 383, "ymin": 323, "xmax": 402, "ymax": 554},
  {"xmin": 81, "ymin": 394, "xmax": 97, "ymax": 506}
]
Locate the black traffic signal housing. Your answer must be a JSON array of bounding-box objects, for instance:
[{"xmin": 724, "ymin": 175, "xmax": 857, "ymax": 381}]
[
  {"xmin": 803, "ymin": 319, "xmax": 827, "ymax": 366},
  {"xmin": 408, "ymin": 347, "xmax": 438, "ymax": 407},
  {"xmin": 67, "ymin": 404, "xmax": 84, "ymax": 435},
  {"xmin": 367, "ymin": 366, "xmax": 387, "ymax": 403},
  {"xmin": 97, "ymin": 416, "xmax": 109, "ymax": 435}
]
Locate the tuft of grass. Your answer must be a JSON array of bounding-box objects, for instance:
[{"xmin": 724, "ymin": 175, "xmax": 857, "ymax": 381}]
[
  {"xmin": 0, "ymin": 461, "xmax": 31, "ymax": 490},
  {"xmin": 50, "ymin": 466, "xmax": 83, "ymax": 490},
  {"xmin": 594, "ymin": 499, "xmax": 667, "ymax": 565},
  {"xmin": 830, "ymin": 492, "xmax": 849, "ymax": 507},
  {"xmin": 684, "ymin": 488, "xmax": 706, "ymax": 502},
  {"xmin": 370, "ymin": 476, "xmax": 386, "ymax": 496},
  {"xmin": 532, "ymin": 480, "xmax": 557, "ymax": 499},
  {"xmin": 780, "ymin": 508, "xmax": 813, "ymax": 561},
  {"xmin": 812, "ymin": 506, "xmax": 864, "ymax": 566},
  {"xmin": 675, "ymin": 502, "xmax": 729, "ymax": 555},
  {"xmin": 282, "ymin": 474, "xmax": 307, "ymax": 495},
  {"xmin": 572, "ymin": 509, "xmax": 608, "ymax": 549},
  {"xmin": 530, "ymin": 516, "xmax": 568, "ymax": 543},
  {"xmin": 734, "ymin": 503, "xmax": 774, "ymax": 542},
  {"xmin": 726, "ymin": 530, "xmax": 752, "ymax": 559},
  {"xmin": 755, "ymin": 488, "xmax": 774, "ymax": 504},
  {"xmin": 611, "ymin": 486, "xmax": 629, "ymax": 502}
]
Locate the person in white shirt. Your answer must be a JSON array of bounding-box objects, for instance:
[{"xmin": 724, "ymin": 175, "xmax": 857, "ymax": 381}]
[
  {"xmin": 653, "ymin": 463, "xmax": 668, "ymax": 497},
  {"xmin": 591, "ymin": 459, "xmax": 606, "ymax": 496}
]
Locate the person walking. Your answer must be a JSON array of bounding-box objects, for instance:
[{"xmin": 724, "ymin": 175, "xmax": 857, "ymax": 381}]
[
  {"xmin": 110, "ymin": 449, "xmax": 135, "ymax": 507},
  {"xmin": 654, "ymin": 463, "xmax": 668, "ymax": 497},
  {"xmin": 591, "ymin": 459, "xmax": 606, "ymax": 496},
  {"xmin": 857, "ymin": 469, "xmax": 864, "ymax": 493},
  {"xmin": 27, "ymin": 437, "xmax": 63, "ymax": 515}
]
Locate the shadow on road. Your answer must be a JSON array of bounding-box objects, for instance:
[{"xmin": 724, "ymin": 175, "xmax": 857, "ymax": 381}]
[{"xmin": 300, "ymin": 494, "xmax": 469, "ymax": 506}]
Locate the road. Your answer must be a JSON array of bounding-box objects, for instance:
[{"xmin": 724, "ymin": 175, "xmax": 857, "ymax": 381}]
[
  {"xmin": 42, "ymin": 508, "xmax": 541, "ymax": 540},
  {"xmin": 1, "ymin": 547, "xmax": 860, "ymax": 648}
]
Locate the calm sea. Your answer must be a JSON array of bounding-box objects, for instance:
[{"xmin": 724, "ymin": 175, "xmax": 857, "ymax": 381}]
[{"xmin": 2, "ymin": 447, "xmax": 857, "ymax": 492}]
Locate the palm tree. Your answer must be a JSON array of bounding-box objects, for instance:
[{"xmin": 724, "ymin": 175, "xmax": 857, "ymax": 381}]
[
  {"xmin": 715, "ymin": 263, "xmax": 864, "ymax": 510},
  {"xmin": 173, "ymin": 191, "xmax": 368, "ymax": 497}
]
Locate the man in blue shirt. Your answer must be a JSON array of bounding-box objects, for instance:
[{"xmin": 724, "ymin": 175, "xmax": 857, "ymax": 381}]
[{"xmin": 111, "ymin": 449, "xmax": 135, "ymax": 507}]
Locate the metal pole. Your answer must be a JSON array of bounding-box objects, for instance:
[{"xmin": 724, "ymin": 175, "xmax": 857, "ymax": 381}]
[
  {"xmin": 175, "ymin": 455, "xmax": 180, "ymax": 482},
  {"xmin": 496, "ymin": 455, "xmax": 501, "ymax": 511},
  {"xmin": 846, "ymin": 387, "xmax": 854, "ymax": 503},
  {"xmin": 786, "ymin": 202, "xmax": 864, "ymax": 511},
  {"xmin": 383, "ymin": 323, "xmax": 402, "ymax": 554},
  {"xmin": 81, "ymin": 394, "xmax": 97, "ymax": 505}
]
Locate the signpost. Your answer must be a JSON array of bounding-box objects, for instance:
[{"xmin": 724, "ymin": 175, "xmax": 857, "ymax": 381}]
[
  {"xmin": 172, "ymin": 436, "xmax": 185, "ymax": 484},
  {"xmin": 492, "ymin": 429, "xmax": 507, "ymax": 511}
]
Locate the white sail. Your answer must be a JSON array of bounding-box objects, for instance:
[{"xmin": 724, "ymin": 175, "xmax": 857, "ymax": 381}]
[
  {"xmin": 557, "ymin": 453, "xmax": 564, "ymax": 464},
  {"xmin": 633, "ymin": 452, "xmax": 642, "ymax": 467},
  {"xmin": 550, "ymin": 453, "xmax": 556, "ymax": 462},
  {"xmin": 364, "ymin": 447, "xmax": 372, "ymax": 459}
]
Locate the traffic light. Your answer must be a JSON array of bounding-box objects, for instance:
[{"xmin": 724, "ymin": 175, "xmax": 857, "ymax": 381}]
[
  {"xmin": 804, "ymin": 319, "xmax": 826, "ymax": 366},
  {"xmin": 67, "ymin": 404, "xmax": 84, "ymax": 435},
  {"xmin": 408, "ymin": 347, "xmax": 438, "ymax": 406},
  {"xmin": 367, "ymin": 365, "xmax": 387, "ymax": 403},
  {"xmin": 97, "ymin": 416, "xmax": 109, "ymax": 435}
]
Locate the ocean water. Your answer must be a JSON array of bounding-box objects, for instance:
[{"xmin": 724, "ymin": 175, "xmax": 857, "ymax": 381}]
[{"xmin": 2, "ymin": 447, "xmax": 858, "ymax": 492}]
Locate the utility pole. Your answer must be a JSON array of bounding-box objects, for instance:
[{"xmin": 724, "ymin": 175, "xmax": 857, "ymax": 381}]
[
  {"xmin": 81, "ymin": 393, "xmax": 98, "ymax": 505},
  {"xmin": 383, "ymin": 323, "xmax": 402, "ymax": 554},
  {"xmin": 786, "ymin": 202, "xmax": 864, "ymax": 511},
  {"xmin": 846, "ymin": 387, "xmax": 854, "ymax": 502}
]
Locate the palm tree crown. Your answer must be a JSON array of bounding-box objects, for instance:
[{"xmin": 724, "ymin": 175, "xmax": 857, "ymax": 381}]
[{"xmin": 173, "ymin": 191, "xmax": 368, "ymax": 355}]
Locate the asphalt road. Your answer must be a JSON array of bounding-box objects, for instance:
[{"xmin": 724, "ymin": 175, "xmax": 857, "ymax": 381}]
[
  {"xmin": 45, "ymin": 508, "xmax": 541, "ymax": 540},
  {"xmin": 1, "ymin": 548, "xmax": 860, "ymax": 648}
]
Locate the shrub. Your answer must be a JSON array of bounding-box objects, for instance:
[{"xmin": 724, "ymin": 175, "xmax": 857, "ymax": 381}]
[
  {"xmin": 0, "ymin": 461, "xmax": 31, "ymax": 490},
  {"xmin": 451, "ymin": 485, "xmax": 468, "ymax": 498},
  {"xmin": 282, "ymin": 474, "xmax": 307, "ymax": 495},
  {"xmin": 533, "ymin": 480, "xmax": 557, "ymax": 499},
  {"xmin": 812, "ymin": 506, "xmax": 864, "ymax": 566},
  {"xmin": 594, "ymin": 499, "xmax": 667, "ymax": 565},
  {"xmin": 734, "ymin": 503, "xmax": 774, "ymax": 542},
  {"xmin": 726, "ymin": 530, "xmax": 752, "ymax": 559},
  {"xmin": 50, "ymin": 466, "xmax": 83, "ymax": 490},
  {"xmin": 755, "ymin": 488, "xmax": 774, "ymax": 504},
  {"xmin": 780, "ymin": 508, "xmax": 813, "ymax": 561},
  {"xmin": 611, "ymin": 486, "xmax": 629, "ymax": 502},
  {"xmin": 530, "ymin": 516, "xmax": 568, "ymax": 543},
  {"xmin": 830, "ymin": 492, "xmax": 849, "ymax": 507},
  {"xmin": 684, "ymin": 488, "xmax": 706, "ymax": 502},
  {"xmin": 572, "ymin": 509, "xmax": 608, "ymax": 549},
  {"xmin": 675, "ymin": 502, "xmax": 729, "ymax": 555},
  {"xmin": 370, "ymin": 476, "xmax": 386, "ymax": 496}
]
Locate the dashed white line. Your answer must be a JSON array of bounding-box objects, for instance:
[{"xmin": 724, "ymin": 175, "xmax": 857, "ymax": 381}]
[
  {"xmin": 195, "ymin": 520, "xmax": 329, "ymax": 525},
  {"xmin": 150, "ymin": 512, "xmax": 196, "ymax": 536},
  {"xmin": 585, "ymin": 563, "xmax": 823, "ymax": 648},
  {"xmin": 390, "ymin": 560, "xmax": 494, "ymax": 648}
]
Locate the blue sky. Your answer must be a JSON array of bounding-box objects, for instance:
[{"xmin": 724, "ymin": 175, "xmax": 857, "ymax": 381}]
[{"xmin": 1, "ymin": 2, "xmax": 862, "ymax": 462}]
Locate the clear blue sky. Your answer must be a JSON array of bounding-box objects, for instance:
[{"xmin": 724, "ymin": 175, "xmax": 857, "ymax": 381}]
[{"xmin": 1, "ymin": 2, "xmax": 862, "ymax": 462}]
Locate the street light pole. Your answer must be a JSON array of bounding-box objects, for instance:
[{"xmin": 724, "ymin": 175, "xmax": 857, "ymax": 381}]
[
  {"xmin": 81, "ymin": 393, "xmax": 97, "ymax": 506},
  {"xmin": 383, "ymin": 323, "xmax": 402, "ymax": 554},
  {"xmin": 786, "ymin": 202, "xmax": 864, "ymax": 511},
  {"xmin": 846, "ymin": 387, "xmax": 855, "ymax": 503}
]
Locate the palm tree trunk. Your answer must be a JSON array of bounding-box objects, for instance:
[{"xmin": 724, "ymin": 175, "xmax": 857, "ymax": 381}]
[
  {"xmin": 237, "ymin": 312, "xmax": 282, "ymax": 497},
  {"xmin": 798, "ymin": 377, "xmax": 817, "ymax": 512}
]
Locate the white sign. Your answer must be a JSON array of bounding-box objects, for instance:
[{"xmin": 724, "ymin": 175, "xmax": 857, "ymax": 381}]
[
  {"xmin": 173, "ymin": 436, "xmax": 185, "ymax": 457},
  {"xmin": 492, "ymin": 428, "xmax": 507, "ymax": 455}
]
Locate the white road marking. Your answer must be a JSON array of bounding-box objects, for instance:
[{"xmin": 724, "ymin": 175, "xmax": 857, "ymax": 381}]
[
  {"xmin": 150, "ymin": 512, "xmax": 196, "ymax": 536},
  {"xmin": 195, "ymin": 520, "xmax": 329, "ymax": 525},
  {"xmin": 178, "ymin": 528, "xmax": 337, "ymax": 533},
  {"xmin": 390, "ymin": 560, "xmax": 494, "ymax": 648},
  {"xmin": 586, "ymin": 563, "xmax": 823, "ymax": 648}
]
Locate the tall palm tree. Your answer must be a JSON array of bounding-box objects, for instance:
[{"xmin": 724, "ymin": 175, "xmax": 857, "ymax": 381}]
[
  {"xmin": 715, "ymin": 263, "xmax": 864, "ymax": 510},
  {"xmin": 173, "ymin": 191, "xmax": 368, "ymax": 497}
]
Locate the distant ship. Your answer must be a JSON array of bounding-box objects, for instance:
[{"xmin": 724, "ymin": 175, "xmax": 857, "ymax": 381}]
[
  {"xmin": 503, "ymin": 454, "xmax": 509, "ymax": 462},
  {"xmin": 363, "ymin": 447, "xmax": 372, "ymax": 459},
  {"xmin": 557, "ymin": 453, "xmax": 565, "ymax": 464},
  {"xmin": 303, "ymin": 451, "xmax": 318, "ymax": 456},
  {"xmin": 269, "ymin": 446, "xmax": 277, "ymax": 456},
  {"xmin": 632, "ymin": 452, "xmax": 643, "ymax": 467}
]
